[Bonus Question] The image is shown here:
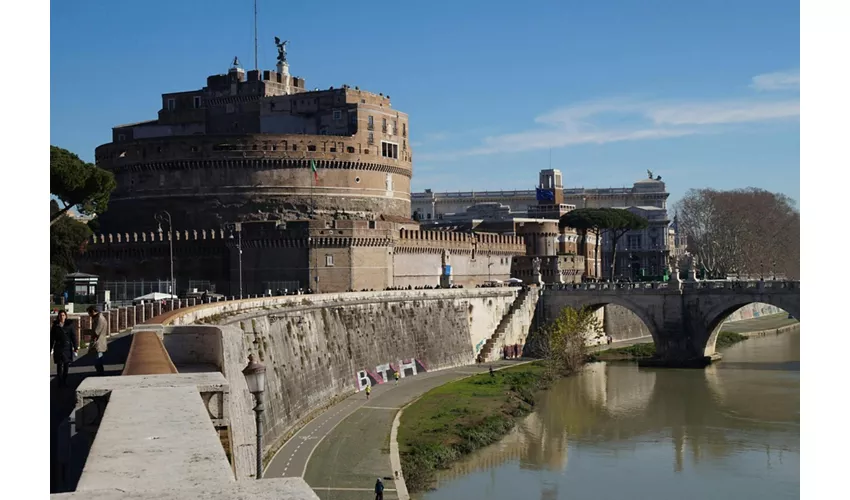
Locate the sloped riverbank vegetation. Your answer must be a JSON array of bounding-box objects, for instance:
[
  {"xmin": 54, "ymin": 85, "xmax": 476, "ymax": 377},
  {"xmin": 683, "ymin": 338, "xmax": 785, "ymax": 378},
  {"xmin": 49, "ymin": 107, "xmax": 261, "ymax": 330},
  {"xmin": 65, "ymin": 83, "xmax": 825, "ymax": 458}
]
[
  {"xmin": 398, "ymin": 307, "xmax": 602, "ymax": 493},
  {"xmin": 591, "ymin": 331, "xmax": 751, "ymax": 361}
]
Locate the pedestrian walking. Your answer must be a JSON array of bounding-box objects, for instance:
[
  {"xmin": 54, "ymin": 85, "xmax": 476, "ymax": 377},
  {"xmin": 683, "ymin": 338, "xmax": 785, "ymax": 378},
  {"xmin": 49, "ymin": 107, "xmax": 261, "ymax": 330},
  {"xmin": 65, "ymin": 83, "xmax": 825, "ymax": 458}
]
[
  {"xmin": 394, "ymin": 370, "xmax": 400, "ymax": 385},
  {"xmin": 375, "ymin": 478, "xmax": 384, "ymax": 500},
  {"xmin": 365, "ymin": 384, "xmax": 371, "ymax": 400},
  {"xmin": 87, "ymin": 306, "xmax": 109, "ymax": 376},
  {"xmin": 51, "ymin": 311, "xmax": 77, "ymax": 387}
]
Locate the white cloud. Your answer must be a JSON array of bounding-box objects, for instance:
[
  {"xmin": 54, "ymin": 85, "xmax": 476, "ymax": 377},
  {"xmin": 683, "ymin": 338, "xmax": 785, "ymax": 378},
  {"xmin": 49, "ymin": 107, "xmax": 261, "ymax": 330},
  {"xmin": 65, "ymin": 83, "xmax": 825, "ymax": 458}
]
[
  {"xmin": 419, "ymin": 91, "xmax": 799, "ymax": 162},
  {"xmin": 750, "ymin": 70, "xmax": 800, "ymax": 91},
  {"xmin": 647, "ymin": 100, "xmax": 800, "ymax": 126}
]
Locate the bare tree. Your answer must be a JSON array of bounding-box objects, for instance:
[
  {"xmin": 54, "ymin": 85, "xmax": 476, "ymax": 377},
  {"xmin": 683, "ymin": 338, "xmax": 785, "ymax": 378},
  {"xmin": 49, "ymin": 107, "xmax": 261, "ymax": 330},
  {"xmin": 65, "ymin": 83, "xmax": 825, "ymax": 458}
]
[{"xmin": 674, "ymin": 188, "xmax": 799, "ymax": 279}]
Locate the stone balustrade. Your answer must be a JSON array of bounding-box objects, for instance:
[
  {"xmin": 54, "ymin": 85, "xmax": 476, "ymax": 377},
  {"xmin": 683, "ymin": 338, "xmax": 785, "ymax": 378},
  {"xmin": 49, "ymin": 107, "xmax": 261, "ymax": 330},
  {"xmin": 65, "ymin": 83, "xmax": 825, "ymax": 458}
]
[{"xmin": 543, "ymin": 280, "xmax": 799, "ymax": 293}]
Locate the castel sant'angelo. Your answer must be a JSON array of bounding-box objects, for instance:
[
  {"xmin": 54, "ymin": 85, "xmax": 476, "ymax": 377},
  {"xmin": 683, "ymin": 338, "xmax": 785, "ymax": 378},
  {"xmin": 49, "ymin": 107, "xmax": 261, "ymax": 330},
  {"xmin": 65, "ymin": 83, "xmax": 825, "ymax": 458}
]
[{"xmin": 80, "ymin": 40, "xmax": 595, "ymax": 295}]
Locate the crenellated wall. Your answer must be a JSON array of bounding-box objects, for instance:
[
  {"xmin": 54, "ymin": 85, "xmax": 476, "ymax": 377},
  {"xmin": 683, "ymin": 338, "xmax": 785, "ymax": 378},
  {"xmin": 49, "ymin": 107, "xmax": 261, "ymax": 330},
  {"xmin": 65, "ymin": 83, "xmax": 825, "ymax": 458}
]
[
  {"xmin": 394, "ymin": 230, "xmax": 525, "ymax": 287},
  {"xmin": 78, "ymin": 225, "xmax": 530, "ymax": 294}
]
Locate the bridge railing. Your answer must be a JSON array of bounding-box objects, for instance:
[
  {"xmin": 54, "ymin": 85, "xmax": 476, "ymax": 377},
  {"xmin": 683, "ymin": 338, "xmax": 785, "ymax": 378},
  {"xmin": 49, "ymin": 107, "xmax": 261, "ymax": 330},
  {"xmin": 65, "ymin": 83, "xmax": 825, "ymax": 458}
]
[
  {"xmin": 543, "ymin": 280, "xmax": 799, "ymax": 292},
  {"xmin": 544, "ymin": 282, "xmax": 670, "ymax": 291}
]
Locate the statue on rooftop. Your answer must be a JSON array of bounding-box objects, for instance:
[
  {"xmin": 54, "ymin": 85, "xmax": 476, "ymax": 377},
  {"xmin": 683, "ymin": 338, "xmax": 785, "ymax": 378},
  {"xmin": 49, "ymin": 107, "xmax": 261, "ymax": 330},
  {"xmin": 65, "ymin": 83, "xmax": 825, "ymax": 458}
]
[
  {"xmin": 647, "ymin": 169, "xmax": 654, "ymax": 179},
  {"xmin": 274, "ymin": 37, "xmax": 289, "ymax": 63}
]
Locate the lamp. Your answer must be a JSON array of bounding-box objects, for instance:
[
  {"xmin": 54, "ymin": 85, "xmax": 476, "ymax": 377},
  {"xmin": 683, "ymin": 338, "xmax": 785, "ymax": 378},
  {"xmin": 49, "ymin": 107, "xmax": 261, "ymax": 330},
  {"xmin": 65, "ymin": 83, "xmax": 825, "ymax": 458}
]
[{"xmin": 243, "ymin": 354, "xmax": 266, "ymax": 479}]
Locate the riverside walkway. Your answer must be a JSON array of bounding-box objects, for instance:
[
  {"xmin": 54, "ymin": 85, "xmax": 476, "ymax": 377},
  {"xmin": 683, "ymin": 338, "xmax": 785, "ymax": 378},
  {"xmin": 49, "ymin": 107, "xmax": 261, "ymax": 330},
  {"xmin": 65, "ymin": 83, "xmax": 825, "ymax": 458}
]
[{"xmin": 265, "ymin": 359, "xmax": 528, "ymax": 500}]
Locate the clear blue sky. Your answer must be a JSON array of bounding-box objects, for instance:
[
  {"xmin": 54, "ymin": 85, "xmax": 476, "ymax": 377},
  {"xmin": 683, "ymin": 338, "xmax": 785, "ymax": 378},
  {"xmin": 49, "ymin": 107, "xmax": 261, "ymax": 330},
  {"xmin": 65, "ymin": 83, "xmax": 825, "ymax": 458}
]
[{"xmin": 50, "ymin": 0, "xmax": 800, "ymax": 206}]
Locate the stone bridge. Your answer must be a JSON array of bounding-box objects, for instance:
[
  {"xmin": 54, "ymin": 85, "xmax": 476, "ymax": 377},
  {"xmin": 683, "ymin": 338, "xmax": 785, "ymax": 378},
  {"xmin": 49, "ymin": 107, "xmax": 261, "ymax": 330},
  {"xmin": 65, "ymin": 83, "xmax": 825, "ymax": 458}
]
[{"xmin": 541, "ymin": 280, "xmax": 800, "ymax": 366}]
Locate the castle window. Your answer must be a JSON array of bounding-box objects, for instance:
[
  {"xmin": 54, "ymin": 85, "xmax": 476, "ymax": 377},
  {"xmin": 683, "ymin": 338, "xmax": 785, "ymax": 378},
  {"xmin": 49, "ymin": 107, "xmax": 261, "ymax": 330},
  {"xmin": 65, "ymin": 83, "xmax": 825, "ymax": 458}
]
[
  {"xmin": 347, "ymin": 146, "xmax": 355, "ymax": 153},
  {"xmin": 329, "ymin": 147, "xmax": 337, "ymax": 153},
  {"xmin": 367, "ymin": 116, "xmax": 374, "ymax": 130},
  {"xmin": 252, "ymin": 144, "xmax": 258, "ymax": 151},
  {"xmin": 333, "ymin": 110, "xmax": 342, "ymax": 120},
  {"xmin": 369, "ymin": 221, "xmax": 377, "ymax": 229},
  {"xmin": 167, "ymin": 98, "xmax": 176, "ymax": 111},
  {"xmin": 402, "ymin": 123, "xmax": 407, "ymax": 137},
  {"xmin": 292, "ymin": 144, "xmax": 297, "ymax": 151},
  {"xmin": 308, "ymin": 145, "xmax": 317, "ymax": 152},
  {"xmin": 118, "ymin": 134, "xmax": 125, "ymax": 141},
  {"xmin": 355, "ymin": 177, "xmax": 361, "ymax": 183},
  {"xmin": 193, "ymin": 96, "xmax": 202, "ymax": 109},
  {"xmin": 368, "ymin": 132, "xmax": 374, "ymax": 145},
  {"xmin": 325, "ymin": 255, "xmax": 334, "ymax": 267},
  {"xmin": 381, "ymin": 141, "xmax": 399, "ymax": 159},
  {"xmin": 382, "ymin": 118, "xmax": 387, "ymax": 132}
]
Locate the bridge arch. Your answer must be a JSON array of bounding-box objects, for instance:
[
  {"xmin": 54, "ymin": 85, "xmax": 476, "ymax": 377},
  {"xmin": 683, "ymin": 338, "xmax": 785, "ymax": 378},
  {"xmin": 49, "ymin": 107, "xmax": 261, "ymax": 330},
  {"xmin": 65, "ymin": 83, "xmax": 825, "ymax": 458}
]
[
  {"xmin": 542, "ymin": 293, "xmax": 663, "ymax": 347},
  {"xmin": 700, "ymin": 295, "xmax": 800, "ymax": 357}
]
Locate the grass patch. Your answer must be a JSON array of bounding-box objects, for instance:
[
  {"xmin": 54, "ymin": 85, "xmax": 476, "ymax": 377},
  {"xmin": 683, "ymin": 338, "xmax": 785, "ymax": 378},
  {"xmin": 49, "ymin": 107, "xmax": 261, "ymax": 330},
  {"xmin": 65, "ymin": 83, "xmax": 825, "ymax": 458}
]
[
  {"xmin": 715, "ymin": 331, "xmax": 747, "ymax": 349},
  {"xmin": 591, "ymin": 342, "xmax": 656, "ymax": 360},
  {"xmin": 398, "ymin": 362, "xmax": 553, "ymax": 492}
]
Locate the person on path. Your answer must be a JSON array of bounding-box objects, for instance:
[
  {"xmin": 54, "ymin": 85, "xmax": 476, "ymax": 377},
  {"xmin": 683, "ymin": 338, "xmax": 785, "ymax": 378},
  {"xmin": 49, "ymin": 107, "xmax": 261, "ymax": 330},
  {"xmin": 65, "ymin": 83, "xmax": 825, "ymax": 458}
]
[
  {"xmin": 365, "ymin": 384, "xmax": 371, "ymax": 400},
  {"xmin": 87, "ymin": 306, "xmax": 109, "ymax": 376},
  {"xmin": 394, "ymin": 370, "xmax": 400, "ymax": 385},
  {"xmin": 51, "ymin": 311, "xmax": 77, "ymax": 387},
  {"xmin": 375, "ymin": 478, "xmax": 384, "ymax": 500}
]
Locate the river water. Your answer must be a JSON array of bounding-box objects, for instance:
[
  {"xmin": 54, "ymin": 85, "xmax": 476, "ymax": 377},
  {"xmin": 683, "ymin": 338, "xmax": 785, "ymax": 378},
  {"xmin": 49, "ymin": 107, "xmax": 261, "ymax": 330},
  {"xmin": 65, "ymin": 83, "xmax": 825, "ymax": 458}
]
[{"xmin": 423, "ymin": 330, "xmax": 800, "ymax": 500}]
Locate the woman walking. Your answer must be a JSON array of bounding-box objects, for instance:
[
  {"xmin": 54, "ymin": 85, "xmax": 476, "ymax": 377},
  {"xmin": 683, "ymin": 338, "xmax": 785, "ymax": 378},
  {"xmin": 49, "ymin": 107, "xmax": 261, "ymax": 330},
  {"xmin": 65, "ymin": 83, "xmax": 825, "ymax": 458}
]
[{"xmin": 50, "ymin": 311, "xmax": 77, "ymax": 388}]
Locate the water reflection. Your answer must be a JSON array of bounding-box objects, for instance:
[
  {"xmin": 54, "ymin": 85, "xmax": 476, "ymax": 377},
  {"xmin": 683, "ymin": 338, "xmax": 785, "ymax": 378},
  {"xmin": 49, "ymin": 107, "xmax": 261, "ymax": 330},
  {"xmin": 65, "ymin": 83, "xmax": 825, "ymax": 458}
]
[{"xmin": 425, "ymin": 331, "xmax": 800, "ymax": 500}]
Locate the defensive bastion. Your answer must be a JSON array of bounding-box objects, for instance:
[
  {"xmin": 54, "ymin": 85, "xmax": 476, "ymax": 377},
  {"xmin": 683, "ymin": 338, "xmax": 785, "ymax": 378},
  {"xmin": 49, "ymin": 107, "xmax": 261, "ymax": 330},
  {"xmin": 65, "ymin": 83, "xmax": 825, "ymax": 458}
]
[{"xmin": 64, "ymin": 288, "xmax": 538, "ymax": 499}]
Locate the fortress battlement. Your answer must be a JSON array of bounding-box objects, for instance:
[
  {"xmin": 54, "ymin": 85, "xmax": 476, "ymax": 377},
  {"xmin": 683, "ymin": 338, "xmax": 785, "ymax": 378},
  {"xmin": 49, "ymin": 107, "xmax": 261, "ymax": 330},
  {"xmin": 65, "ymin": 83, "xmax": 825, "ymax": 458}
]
[{"xmin": 396, "ymin": 230, "xmax": 525, "ymax": 256}]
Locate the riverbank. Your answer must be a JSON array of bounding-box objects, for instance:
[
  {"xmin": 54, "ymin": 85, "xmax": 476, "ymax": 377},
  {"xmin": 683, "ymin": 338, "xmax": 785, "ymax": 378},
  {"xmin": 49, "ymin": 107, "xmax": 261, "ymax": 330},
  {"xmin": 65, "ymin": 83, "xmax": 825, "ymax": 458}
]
[
  {"xmin": 397, "ymin": 362, "xmax": 552, "ymax": 493},
  {"xmin": 592, "ymin": 314, "xmax": 800, "ymax": 361}
]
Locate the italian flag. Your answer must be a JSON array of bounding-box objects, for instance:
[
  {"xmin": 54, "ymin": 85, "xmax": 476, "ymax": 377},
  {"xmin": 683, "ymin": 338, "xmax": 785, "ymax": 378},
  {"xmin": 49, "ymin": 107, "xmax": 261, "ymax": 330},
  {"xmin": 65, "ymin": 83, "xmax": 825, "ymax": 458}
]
[{"xmin": 310, "ymin": 160, "xmax": 319, "ymax": 184}]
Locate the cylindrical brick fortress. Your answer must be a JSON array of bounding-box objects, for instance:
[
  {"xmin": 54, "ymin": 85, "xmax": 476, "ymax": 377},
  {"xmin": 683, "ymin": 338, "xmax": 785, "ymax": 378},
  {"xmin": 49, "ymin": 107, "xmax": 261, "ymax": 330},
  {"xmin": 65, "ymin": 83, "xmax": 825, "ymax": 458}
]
[{"xmin": 95, "ymin": 133, "xmax": 412, "ymax": 230}]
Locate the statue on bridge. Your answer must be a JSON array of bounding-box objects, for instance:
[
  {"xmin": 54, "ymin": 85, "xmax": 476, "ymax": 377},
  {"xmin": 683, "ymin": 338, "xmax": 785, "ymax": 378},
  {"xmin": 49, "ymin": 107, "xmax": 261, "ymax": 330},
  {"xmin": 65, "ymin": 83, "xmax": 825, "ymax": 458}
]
[{"xmin": 531, "ymin": 257, "xmax": 542, "ymax": 285}]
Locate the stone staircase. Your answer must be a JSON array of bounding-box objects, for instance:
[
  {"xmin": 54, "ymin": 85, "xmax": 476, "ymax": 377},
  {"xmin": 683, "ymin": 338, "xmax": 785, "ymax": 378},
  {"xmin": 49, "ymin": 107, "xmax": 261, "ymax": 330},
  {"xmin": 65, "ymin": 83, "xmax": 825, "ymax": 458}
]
[{"xmin": 476, "ymin": 287, "xmax": 538, "ymax": 363}]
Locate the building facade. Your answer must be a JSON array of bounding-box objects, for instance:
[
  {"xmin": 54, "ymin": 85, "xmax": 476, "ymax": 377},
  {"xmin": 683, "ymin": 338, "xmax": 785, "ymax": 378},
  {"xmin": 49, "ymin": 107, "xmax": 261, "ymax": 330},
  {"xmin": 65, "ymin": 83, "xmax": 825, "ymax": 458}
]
[{"xmin": 411, "ymin": 172, "xmax": 669, "ymax": 221}]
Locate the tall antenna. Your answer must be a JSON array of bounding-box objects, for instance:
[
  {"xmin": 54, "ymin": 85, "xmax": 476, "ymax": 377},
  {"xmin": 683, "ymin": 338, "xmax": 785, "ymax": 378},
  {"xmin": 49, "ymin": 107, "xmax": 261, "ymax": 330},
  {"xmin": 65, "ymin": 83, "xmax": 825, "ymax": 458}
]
[{"xmin": 253, "ymin": 0, "xmax": 258, "ymax": 71}]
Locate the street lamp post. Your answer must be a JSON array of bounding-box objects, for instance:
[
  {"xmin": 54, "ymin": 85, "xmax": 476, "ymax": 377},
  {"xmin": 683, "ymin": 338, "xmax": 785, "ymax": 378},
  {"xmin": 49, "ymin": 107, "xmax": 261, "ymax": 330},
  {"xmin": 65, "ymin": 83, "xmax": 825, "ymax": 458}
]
[
  {"xmin": 224, "ymin": 222, "xmax": 243, "ymax": 299},
  {"xmin": 155, "ymin": 211, "xmax": 175, "ymax": 297},
  {"xmin": 243, "ymin": 354, "xmax": 266, "ymax": 479}
]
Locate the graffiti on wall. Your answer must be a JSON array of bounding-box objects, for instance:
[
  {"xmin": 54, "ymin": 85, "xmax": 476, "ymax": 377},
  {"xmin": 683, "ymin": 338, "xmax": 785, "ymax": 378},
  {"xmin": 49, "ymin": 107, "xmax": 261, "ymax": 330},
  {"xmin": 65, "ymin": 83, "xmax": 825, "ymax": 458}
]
[{"xmin": 355, "ymin": 358, "xmax": 429, "ymax": 391}]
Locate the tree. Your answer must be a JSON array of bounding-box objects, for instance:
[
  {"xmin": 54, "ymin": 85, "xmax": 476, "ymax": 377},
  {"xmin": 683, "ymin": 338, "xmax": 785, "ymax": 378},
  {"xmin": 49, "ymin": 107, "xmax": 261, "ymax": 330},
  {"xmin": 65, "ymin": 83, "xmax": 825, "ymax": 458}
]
[
  {"xmin": 674, "ymin": 188, "xmax": 799, "ymax": 279},
  {"xmin": 530, "ymin": 306, "xmax": 603, "ymax": 376},
  {"xmin": 598, "ymin": 208, "xmax": 649, "ymax": 281},
  {"xmin": 50, "ymin": 200, "xmax": 93, "ymax": 294},
  {"xmin": 559, "ymin": 208, "xmax": 610, "ymax": 278},
  {"xmin": 50, "ymin": 145, "xmax": 116, "ymax": 226}
]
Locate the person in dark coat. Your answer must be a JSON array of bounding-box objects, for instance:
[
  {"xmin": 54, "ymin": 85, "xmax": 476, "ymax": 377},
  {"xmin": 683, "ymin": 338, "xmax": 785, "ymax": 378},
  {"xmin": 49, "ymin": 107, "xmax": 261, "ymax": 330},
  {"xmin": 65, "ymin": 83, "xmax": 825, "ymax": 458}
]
[
  {"xmin": 51, "ymin": 311, "xmax": 77, "ymax": 387},
  {"xmin": 374, "ymin": 478, "xmax": 384, "ymax": 500}
]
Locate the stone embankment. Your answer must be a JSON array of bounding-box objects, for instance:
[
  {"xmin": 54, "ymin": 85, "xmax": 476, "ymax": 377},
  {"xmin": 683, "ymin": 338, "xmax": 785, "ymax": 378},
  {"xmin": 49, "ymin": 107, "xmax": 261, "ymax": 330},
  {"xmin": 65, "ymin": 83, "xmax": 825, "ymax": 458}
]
[{"xmin": 154, "ymin": 288, "xmax": 534, "ymax": 481}]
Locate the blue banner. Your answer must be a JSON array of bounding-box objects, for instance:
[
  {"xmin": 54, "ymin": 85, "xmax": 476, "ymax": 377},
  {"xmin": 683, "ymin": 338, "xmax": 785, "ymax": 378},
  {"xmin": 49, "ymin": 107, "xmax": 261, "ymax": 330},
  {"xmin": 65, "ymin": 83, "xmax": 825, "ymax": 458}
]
[
  {"xmin": 444, "ymin": 265, "xmax": 452, "ymax": 276},
  {"xmin": 536, "ymin": 188, "xmax": 555, "ymax": 202}
]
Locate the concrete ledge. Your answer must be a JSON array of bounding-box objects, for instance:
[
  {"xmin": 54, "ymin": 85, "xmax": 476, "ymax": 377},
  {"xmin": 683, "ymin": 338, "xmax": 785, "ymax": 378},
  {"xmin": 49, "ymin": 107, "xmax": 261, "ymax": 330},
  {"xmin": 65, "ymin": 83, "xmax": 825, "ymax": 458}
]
[
  {"xmin": 50, "ymin": 478, "xmax": 319, "ymax": 499},
  {"xmin": 76, "ymin": 372, "xmax": 229, "ymax": 397},
  {"xmin": 76, "ymin": 386, "xmax": 235, "ymax": 492},
  {"xmin": 75, "ymin": 373, "xmax": 230, "ymax": 435}
]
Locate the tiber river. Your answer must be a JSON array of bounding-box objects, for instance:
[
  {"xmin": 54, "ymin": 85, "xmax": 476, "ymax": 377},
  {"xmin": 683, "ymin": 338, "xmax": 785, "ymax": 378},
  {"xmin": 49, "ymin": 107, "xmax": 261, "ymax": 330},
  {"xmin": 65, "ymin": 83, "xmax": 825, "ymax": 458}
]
[{"xmin": 423, "ymin": 330, "xmax": 800, "ymax": 500}]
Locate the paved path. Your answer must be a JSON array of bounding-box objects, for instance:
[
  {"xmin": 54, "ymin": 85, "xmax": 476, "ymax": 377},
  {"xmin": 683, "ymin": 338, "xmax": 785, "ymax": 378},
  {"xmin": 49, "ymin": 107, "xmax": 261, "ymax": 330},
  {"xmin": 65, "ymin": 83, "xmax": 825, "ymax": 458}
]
[{"xmin": 265, "ymin": 359, "xmax": 528, "ymax": 500}]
